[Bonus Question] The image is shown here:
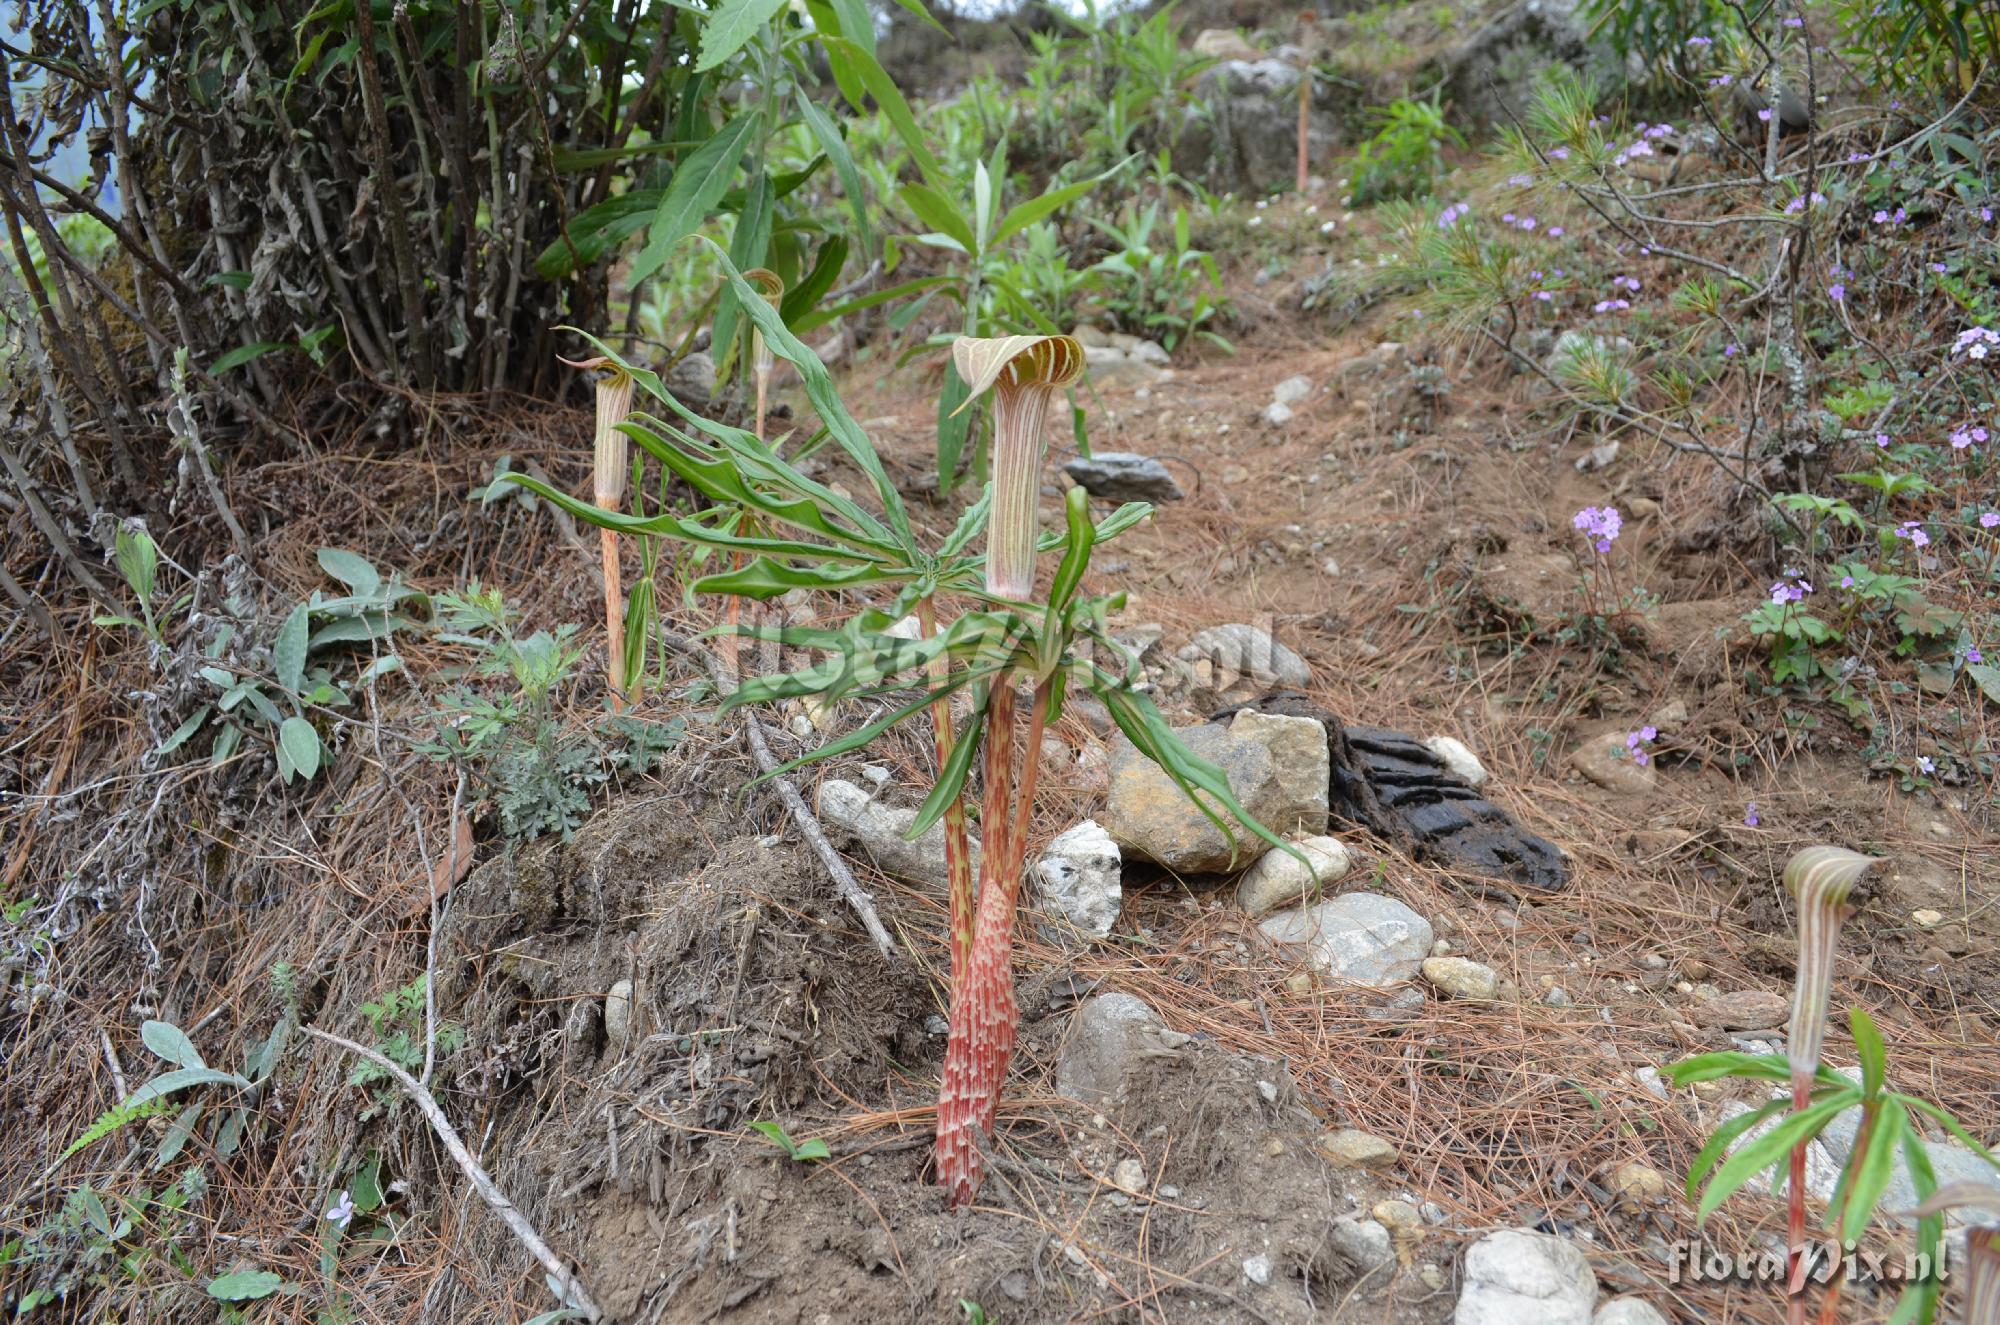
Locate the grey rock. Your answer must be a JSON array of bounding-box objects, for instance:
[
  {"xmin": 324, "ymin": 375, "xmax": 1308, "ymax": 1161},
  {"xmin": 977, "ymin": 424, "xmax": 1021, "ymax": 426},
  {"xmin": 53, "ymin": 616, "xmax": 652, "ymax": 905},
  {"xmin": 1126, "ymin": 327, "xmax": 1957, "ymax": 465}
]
[
  {"xmin": 1331, "ymin": 1217, "xmax": 1395, "ymax": 1272},
  {"xmin": 1455, "ymin": 1229, "xmax": 1598, "ymax": 1325},
  {"xmin": 1634, "ymin": 1067, "xmax": 1669, "ymax": 1101},
  {"xmin": 818, "ymin": 778, "xmax": 980, "ymax": 886},
  {"xmin": 1235, "ymin": 835, "xmax": 1354, "ymax": 917},
  {"xmin": 1057, "ymin": 993, "xmax": 1168, "ymax": 1108},
  {"xmin": 1260, "ymin": 893, "xmax": 1434, "ymax": 986},
  {"xmin": 1175, "ymin": 59, "xmax": 1343, "ymax": 193},
  {"xmin": 1083, "ymin": 343, "xmax": 1167, "ymax": 389},
  {"xmin": 1034, "ymin": 820, "xmax": 1123, "ymax": 940},
  {"xmin": 1443, "ymin": 0, "xmax": 1625, "ymax": 137},
  {"xmin": 1241, "ymin": 1252, "xmax": 1273, "ymax": 1285},
  {"xmin": 1192, "ymin": 28, "xmax": 1261, "ymax": 62},
  {"xmin": 1179, "ymin": 623, "xmax": 1313, "ymax": 692},
  {"xmin": 664, "ymin": 350, "xmax": 717, "ymax": 401},
  {"xmin": 1063, "ymin": 452, "xmax": 1184, "ymax": 504},
  {"xmin": 1104, "ymin": 709, "xmax": 1329, "ymax": 873},
  {"xmin": 1595, "ymin": 1297, "xmax": 1671, "ymax": 1325},
  {"xmin": 1272, "ymin": 374, "xmax": 1315, "ymax": 406},
  {"xmin": 1545, "ymin": 986, "xmax": 1573, "ymax": 1007},
  {"xmin": 1261, "ymin": 400, "xmax": 1295, "ymax": 427}
]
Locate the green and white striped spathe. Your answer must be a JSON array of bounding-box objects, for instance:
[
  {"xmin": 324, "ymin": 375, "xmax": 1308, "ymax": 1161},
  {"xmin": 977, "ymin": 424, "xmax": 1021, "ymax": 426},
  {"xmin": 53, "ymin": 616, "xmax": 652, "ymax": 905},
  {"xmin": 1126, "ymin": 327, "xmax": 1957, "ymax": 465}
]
[{"xmin": 1783, "ymin": 846, "xmax": 1878, "ymax": 1086}]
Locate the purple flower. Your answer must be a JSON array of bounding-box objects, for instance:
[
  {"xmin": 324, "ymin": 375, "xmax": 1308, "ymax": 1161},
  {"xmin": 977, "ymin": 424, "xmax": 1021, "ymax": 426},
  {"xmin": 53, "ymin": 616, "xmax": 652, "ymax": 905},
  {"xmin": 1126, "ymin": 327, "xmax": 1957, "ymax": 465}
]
[
  {"xmin": 1759, "ymin": 108, "xmax": 1774, "ymax": 122},
  {"xmin": 1953, "ymin": 327, "xmax": 2000, "ymax": 360},
  {"xmin": 326, "ymin": 1191, "xmax": 355, "ymax": 1229},
  {"xmin": 1840, "ymin": 574, "xmax": 1856, "ymax": 588},
  {"xmin": 1572, "ymin": 505, "xmax": 1623, "ymax": 553},
  {"xmin": 1770, "ymin": 579, "xmax": 1807, "ymax": 604},
  {"xmin": 1917, "ymin": 756, "xmax": 1936, "ymax": 774},
  {"xmin": 1594, "ymin": 298, "xmax": 1631, "ymax": 313},
  {"xmin": 1966, "ymin": 646, "xmax": 1985, "ymax": 664},
  {"xmin": 1783, "ymin": 15, "xmax": 1804, "ymax": 25},
  {"xmin": 1688, "ymin": 35, "xmax": 1713, "ymax": 46},
  {"xmin": 1744, "ymin": 802, "xmax": 1760, "ymax": 827},
  {"xmin": 1724, "ymin": 343, "xmax": 1740, "ymax": 357},
  {"xmin": 1829, "ymin": 284, "xmax": 1845, "ymax": 301},
  {"xmin": 1548, "ymin": 225, "xmax": 1565, "ymax": 237},
  {"xmin": 1438, "ymin": 202, "xmax": 1470, "ymax": 229},
  {"xmin": 1895, "ymin": 520, "xmax": 1932, "ymax": 548},
  {"xmin": 1509, "ymin": 172, "xmax": 1534, "ymax": 187},
  {"xmin": 1982, "ymin": 512, "xmax": 2000, "ymax": 529},
  {"xmin": 1875, "ymin": 433, "xmax": 1890, "ymax": 448},
  {"xmin": 1549, "ymin": 147, "xmax": 1570, "ymax": 160},
  {"xmin": 1932, "ymin": 262, "xmax": 1949, "ymax": 274},
  {"xmin": 1952, "ymin": 426, "xmax": 1988, "ymax": 450}
]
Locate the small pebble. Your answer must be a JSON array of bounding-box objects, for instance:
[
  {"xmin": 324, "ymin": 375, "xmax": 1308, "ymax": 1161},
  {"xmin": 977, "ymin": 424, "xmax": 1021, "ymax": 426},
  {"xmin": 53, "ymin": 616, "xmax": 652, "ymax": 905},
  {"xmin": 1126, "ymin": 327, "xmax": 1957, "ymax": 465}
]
[
  {"xmin": 1545, "ymin": 987, "xmax": 1573, "ymax": 1007},
  {"xmin": 1243, "ymin": 1253, "xmax": 1273, "ymax": 1285}
]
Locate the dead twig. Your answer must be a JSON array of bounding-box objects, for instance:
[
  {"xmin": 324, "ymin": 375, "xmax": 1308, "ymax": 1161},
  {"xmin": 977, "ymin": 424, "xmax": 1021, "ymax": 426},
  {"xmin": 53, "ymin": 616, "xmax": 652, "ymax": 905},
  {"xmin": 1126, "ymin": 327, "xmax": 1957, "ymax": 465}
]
[{"xmin": 298, "ymin": 1026, "xmax": 603, "ymax": 1322}]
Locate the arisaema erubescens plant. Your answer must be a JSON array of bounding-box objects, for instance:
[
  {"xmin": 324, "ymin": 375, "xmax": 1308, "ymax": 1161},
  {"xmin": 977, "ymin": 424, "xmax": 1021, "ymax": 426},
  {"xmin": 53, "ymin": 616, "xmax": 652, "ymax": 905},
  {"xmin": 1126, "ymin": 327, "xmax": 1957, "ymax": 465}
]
[
  {"xmin": 1666, "ymin": 847, "xmax": 2000, "ymax": 1325},
  {"xmin": 502, "ymin": 250, "xmax": 1294, "ymax": 1206}
]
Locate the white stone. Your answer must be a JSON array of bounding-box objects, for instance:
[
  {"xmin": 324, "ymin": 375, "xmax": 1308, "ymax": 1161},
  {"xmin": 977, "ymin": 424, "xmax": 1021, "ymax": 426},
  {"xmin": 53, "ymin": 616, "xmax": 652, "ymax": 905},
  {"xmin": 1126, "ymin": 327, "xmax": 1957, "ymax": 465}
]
[
  {"xmin": 1261, "ymin": 894, "xmax": 1434, "ymax": 985},
  {"xmin": 1111, "ymin": 1157, "xmax": 1145, "ymax": 1194},
  {"xmin": 1594, "ymin": 1297, "xmax": 1670, "ymax": 1325},
  {"xmin": 1034, "ymin": 820, "xmax": 1122, "ymax": 939},
  {"xmin": 1262, "ymin": 400, "xmax": 1295, "ymax": 426},
  {"xmin": 1242, "ymin": 1253, "xmax": 1273, "ymax": 1285},
  {"xmin": 1424, "ymin": 735, "xmax": 1490, "ymax": 786},
  {"xmin": 1455, "ymin": 1229, "xmax": 1598, "ymax": 1325},
  {"xmin": 1235, "ymin": 836, "xmax": 1354, "ymax": 917},
  {"xmin": 1272, "ymin": 374, "xmax": 1315, "ymax": 406},
  {"xmin": 1331, "ymin": 1217, "xmax": 1395, "ymax": 1272}
]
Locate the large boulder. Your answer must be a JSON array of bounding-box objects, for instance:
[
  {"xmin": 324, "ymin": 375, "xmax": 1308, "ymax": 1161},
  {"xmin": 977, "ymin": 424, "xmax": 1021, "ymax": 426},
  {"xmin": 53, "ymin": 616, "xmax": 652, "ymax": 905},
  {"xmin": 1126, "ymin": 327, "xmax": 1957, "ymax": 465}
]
[
  {"xmin": 1173, "ymin": 58, "xmax": 1346, "ymax": 194},
  {"xmin": 1441, "ymin": 0, "xmax": 1624, "ymax": 136},
  {"xmin": 1258, "ymin": 893, "xmax": 1433, "ymax": 986},
  {"xmin": 1455, "ymin": 1229, "xmax": 1598, "ymax": 1325},
  {"xmin": 817, "ymin": 779, "xmax": 979, "ymax": 886},
  {"xmin": 1103, "ymin": 709, "xmax": 1330, "ymax": 873}
]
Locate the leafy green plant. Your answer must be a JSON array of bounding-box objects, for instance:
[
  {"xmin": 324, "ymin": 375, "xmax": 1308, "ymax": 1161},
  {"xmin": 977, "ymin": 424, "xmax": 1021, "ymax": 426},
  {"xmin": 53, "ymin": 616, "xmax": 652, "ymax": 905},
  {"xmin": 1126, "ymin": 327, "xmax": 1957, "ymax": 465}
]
[
  {"xmin": 747, "ymin": 1120, "xmax": 831, "ymax": 1162},
  {"xmin": 348, "ymin": 978, "xmax": 463, "ymax": 1120},
  {"xmin": 500, "ymin": 258, "xmax": 1297, "ymax": 1206},
  {"xmin": 422, "ymin": 586, "xmax": 683, "ymax": 840},
  {"xmin": 1665, "ymin": 847, "xmax": 1997, "ymax": 1325},
  {"xmin": 1349, "ymin": 94, "xmax": 1464, "ymax": 206},
  {"xmin": 1088, "ymin": 200, "xmax": 1230, "ymax": 352}
]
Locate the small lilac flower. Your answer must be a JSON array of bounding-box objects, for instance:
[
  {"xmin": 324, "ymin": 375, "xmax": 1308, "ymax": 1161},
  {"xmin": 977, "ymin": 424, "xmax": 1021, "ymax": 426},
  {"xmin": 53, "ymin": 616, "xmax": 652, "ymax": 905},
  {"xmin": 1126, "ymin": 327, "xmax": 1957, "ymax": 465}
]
[
  {"xmin": 326, "ymin": 1190, "xmax": 356, "ymax": 1229},
  {"xmin": 1829, "ymin": 284, "xmax": 1845, "ymax": 301},
  {"xmin": 1625, "ymin": 729, "xmax": 1655, "ymax": 765},
  {"xmin": 1548, "ymin": 225, "xmax": 1565, "ymax": 237},
  {"xmin": 1783, "ymin": 15, "xmax": 1804, "ymax": 25},
  {"xmin": 1724, "ymin": 343, "xmax": 1740, "ymax": 357},
  {"xmin": 1840, "ymin": 574, "xmax": 1856, "ymax": 588},
  {"xmin": 1594, "ymin": 298, "xmax": 1632, "ymax": 313},
  {"xmin": 1917, "ymin": 756, "xmax": 1936, "ymax": 775},
  {"xmin": 1895, "ymin": 520, "xmax": 1932, "ymax": 548},
  {"xmin": 1504, "ymin": 212, "xmax": 1516, "ymax": 223},
  {"xmin": 1966, "ymin": 646, "xmax": 1985, "ymax": 664},
  {"xmin": 1438, "ymin": 202, "xmax": 1470, "ymax": 228},
  {"xmin": 1847, "ymin": 151, "xmax": 1870, "ymax": 162},
  {"xmin": 1549, "ymin": 146, "xmax": 1570, "ymax": 160},
  {"xmin": 1710, "ymin": 73, "xmax": 1735, "ymax": 87},
  {"xmin": 1759, "ymin": 108, "xmax": 1774, "ymax": 122},
  {"xmin": 1982, "ymin": 512, "xmax": 2000, "ymax": 529},
  {"xmin": 1509, "ymin": 172, "xmax": 1534, "ymax": 187},
  {"xmin": 1744, "ymin": 802, "xmax": 1760, "ymax": 827},
  {"xmin": 1931, "ymin": 262, "xmax": 1949, "ymax": 274},
  {"xmin": 1875, "ymin": 433, "xmax": 1890, "ymax": 448},
  {"xmin": 1952, "ymin": 327, "xmax": 2000, "ymax": 360},
  {"xmin": 1688, "ymin": 34, "xmax": 1713, "ymax": 46},
  {"xmin": 1572, "ymin": 505, "xmax": 1623, "ymax": 553}
]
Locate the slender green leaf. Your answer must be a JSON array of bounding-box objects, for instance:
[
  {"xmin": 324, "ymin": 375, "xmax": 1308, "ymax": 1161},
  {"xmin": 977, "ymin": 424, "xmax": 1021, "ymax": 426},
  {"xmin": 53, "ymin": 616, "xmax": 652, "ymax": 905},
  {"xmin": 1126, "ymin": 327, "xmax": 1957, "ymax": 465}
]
[
  {"xmin": 796, "ymin": 91, "xmax": 872, "ymax": 256},
  {"xmin": 781, "ymin": 234, "xmax": 849, "ymax": 325},
  {"xmin": 273, "ymin": 605, "xmax": 309, "ymax": 695},
  {"xmin": 990, "ymin": 172, "xmax": 1110, "ymax": 249},
  {"xmin": 1686, "ymin": 1095, "xmax": 1790, "ymax": 1194},
  {"xmin": 127, "ymin": 1065, "xmax": 250, "ymax": 1109},
  {"xmin": 155, "ymin": 708, "xmax": 211, "ymax": 756},
  {"xmin": 213, "ymin": 341, "xmax": 288, "ymax": 373},
  {"xmin": 1697, "ymin": 1096, "xmax": 1851, "ymax": 1223},
  {"xmin": 1839, "ymin": 1104, "xmax": 1905, "ymax": 1243},
  {"xmin": 695, "ymin": 0, "xmax": 790, "ymax": 70},
  {"xmin": 631, "ymin": 111, "xmax": 763, "ymax": 285}
]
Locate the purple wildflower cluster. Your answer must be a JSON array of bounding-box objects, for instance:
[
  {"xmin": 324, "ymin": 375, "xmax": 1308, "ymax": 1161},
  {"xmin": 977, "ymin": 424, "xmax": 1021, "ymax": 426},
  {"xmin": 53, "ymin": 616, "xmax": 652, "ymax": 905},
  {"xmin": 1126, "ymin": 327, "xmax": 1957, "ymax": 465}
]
[
  {"xmin": 1784, "ymin": 191, "xmax": 1828, "ymax": 214},
  {"xmin": 1572, "ymin": 505, "xmax": 1622, "ymax": 553},
  {"xmin": 1895, "ymin": 520, "xmax": 1931, "ymax": 548},
  {"xmin": 1501, "ymin": 212, "xmax": 1539, "ymax": 231},
  {"xmin": 1437, "ymin": 202, "xmax": 1470, "ymax": 229},
  {"xmin": 1872, "ymin": 206, "xmax": 1908, "ymax": 227},
  {"xmin": 1952, "ymin": 327, "xmax": 2000, "ymax": 360},
  {"xmin": 1743, "ymin": 802, "xmax": 1760, "ymax": 827},
  {"xmin": 1950, "ymin": 424, "xmax": 1989, "ymax": 450},
  {"xmin": 1769, "ymin": 571, "xmax": 1813, "ymax": 604},
  {"xmin": 1981, "ymin": 511, "xmax": 2000, "ymax": 529},
  {"xmin": 1625, "ymin": 726, "xmax": 1658, "ymax": 765}
]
